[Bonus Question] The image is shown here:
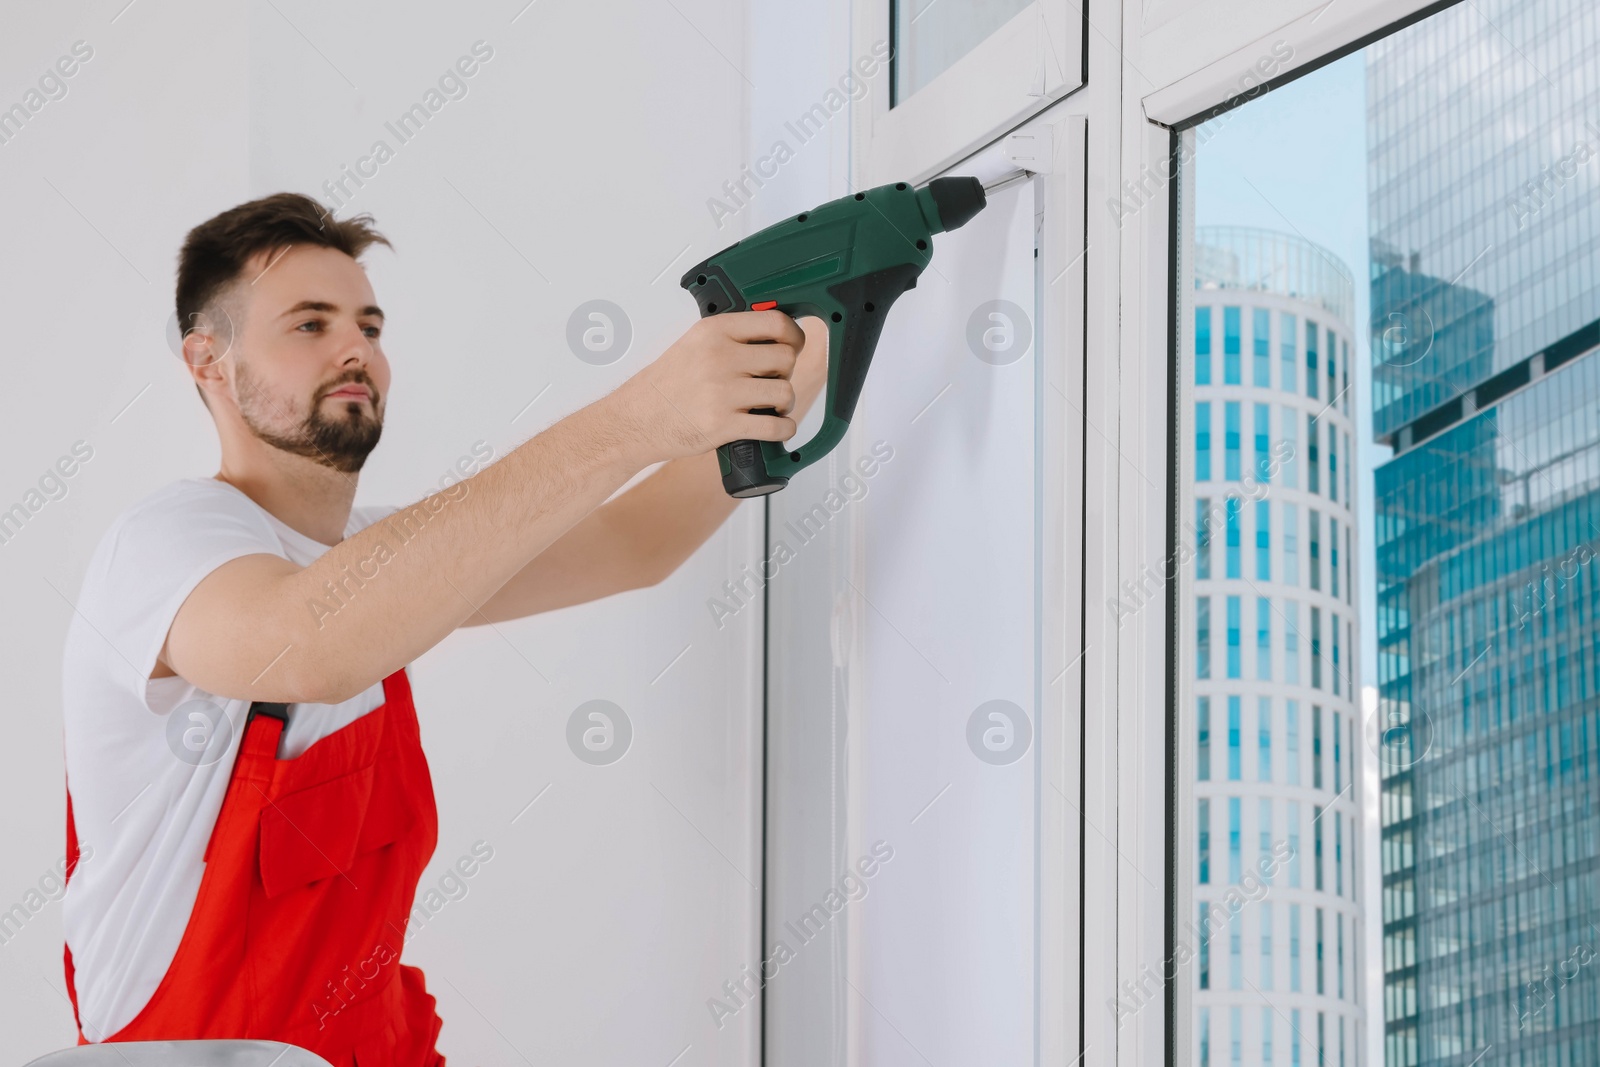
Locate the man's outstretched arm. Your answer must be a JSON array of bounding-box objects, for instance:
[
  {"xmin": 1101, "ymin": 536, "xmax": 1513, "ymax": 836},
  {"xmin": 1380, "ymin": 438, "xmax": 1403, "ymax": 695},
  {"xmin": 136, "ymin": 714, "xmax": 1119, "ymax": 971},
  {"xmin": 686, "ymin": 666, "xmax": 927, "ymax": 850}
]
[
  {"xmin": 465, "ymin": 315, "xmax": 828, "ymax": 621},
  {"xmin": 159, "ymin": 311, "xmax": 808, "ymax": 705}
]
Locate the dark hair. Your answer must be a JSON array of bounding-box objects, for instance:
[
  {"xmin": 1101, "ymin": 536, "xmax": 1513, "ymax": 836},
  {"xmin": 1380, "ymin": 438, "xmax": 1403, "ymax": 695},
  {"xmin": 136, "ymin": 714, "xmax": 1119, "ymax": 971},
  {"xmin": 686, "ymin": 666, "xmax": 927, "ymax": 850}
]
[{"xmin": 175, "ymin": 193, "xmax": 392, "ymax": 403}]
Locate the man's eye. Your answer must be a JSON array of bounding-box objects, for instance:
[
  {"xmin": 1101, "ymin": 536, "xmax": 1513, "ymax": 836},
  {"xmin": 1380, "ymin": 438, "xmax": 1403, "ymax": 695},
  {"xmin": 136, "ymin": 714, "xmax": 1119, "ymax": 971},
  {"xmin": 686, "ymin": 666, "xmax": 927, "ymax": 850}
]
[
  {"xmin": 297, "ymin": 320, "xmax": 323, "ymax": 332},
  {"xmin": 363, "ymin": 325, "xmax": 381, "ymax": 339}
]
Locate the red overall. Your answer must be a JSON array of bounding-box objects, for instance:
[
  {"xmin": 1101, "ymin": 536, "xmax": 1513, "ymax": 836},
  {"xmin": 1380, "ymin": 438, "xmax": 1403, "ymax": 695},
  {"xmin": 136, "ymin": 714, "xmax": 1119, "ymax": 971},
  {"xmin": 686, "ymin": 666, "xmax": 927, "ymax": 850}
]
[{"xmin": 62, "ymin": 668, "xmax": 446, "ymax": 1065}]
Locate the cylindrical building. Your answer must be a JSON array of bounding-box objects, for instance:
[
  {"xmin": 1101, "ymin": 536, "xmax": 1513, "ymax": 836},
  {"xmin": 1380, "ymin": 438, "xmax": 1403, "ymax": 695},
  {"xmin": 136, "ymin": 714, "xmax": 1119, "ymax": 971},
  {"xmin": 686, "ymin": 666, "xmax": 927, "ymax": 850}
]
[{"xmin": 1189, "ymin": 226, "xmax": 1367, "ymax": 1067}]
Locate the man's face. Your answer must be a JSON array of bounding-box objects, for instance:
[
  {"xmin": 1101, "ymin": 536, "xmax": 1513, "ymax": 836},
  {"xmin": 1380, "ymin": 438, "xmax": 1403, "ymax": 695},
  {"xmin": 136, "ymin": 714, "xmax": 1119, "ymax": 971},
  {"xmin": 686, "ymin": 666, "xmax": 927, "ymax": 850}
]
[{"xmin": 206, "ymin": 244, "xmax": 391, "ymax": 473}]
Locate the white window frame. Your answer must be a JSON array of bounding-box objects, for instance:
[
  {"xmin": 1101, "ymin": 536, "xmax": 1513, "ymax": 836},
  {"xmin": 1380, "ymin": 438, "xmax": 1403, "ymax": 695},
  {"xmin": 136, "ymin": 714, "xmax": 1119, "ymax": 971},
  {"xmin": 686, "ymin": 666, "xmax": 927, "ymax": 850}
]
[
  {"xmin": 838, "ymin": 2, "xmax": 1455, "ymax": 1065},
  {"xmin": 851, "ymin": 0, "xmax": 1083, "ymax": 186}
]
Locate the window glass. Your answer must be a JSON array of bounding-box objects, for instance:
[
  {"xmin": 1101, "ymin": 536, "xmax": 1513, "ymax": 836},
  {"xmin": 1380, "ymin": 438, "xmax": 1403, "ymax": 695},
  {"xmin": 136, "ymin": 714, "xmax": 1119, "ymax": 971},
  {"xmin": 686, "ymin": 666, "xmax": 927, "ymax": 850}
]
[
  {"xmin": 890, "ymin": 0, "xmax": 1033, "ymax": 102},
  {"xmin": 1253, "ymin": 308, "xmax": 1271, "ymax": 386},
  {"xmin": 1224, "ymin": 305, "xmax": 1241, "ymax": 384}
]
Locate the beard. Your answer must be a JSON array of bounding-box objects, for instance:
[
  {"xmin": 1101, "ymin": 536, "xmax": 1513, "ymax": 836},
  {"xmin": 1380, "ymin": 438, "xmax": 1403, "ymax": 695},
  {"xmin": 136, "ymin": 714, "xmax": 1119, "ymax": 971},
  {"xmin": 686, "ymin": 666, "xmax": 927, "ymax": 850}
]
[{"xmin": 235, "ymin": 361, "xmax": 383, "ymax": 474}]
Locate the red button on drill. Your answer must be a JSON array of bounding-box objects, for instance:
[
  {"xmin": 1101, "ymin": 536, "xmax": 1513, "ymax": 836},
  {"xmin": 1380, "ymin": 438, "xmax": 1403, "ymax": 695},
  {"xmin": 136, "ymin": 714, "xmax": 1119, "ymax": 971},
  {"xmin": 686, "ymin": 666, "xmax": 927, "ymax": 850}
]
[{"xmin": 751, "ymin": 300, "xmax": 777, "ymax": 310}]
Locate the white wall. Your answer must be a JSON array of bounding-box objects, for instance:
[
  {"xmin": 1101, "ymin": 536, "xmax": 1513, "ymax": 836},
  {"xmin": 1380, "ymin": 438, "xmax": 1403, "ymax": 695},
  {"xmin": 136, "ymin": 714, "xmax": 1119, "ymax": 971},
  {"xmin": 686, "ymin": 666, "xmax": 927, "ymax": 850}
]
[{"xmin": 0, "ymin": 1, "xmax": 779, "ymax": 1061}]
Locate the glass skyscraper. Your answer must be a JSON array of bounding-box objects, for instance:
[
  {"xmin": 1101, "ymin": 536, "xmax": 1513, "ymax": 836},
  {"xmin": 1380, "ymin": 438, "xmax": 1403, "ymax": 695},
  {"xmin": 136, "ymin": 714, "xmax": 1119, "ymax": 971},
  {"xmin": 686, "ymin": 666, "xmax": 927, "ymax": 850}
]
[
  {"xmin": 1369, "ymin": 1, "xmax": 1600, "ymax": 1063},
  {"xmin": 1191, "ymin": 226, "xmax": 1367, "ymax": 1067}
]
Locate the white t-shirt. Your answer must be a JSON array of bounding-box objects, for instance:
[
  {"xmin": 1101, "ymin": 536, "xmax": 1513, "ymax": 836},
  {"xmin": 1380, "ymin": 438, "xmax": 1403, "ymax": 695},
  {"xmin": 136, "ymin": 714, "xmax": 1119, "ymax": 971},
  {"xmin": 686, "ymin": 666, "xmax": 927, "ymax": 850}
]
[{"xmin": 61, "ymin": 476, "xmax": 400, "ymax": 1040}]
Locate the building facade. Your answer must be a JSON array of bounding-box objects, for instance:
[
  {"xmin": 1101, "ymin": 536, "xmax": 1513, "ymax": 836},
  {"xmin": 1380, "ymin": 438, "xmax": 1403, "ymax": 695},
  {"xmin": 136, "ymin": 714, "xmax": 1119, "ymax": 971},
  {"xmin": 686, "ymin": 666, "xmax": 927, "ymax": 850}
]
[
  {"xmin": 1191, "ymin": 226, "xmax": 1367, "ymax": 1066},
  {"xmin": 1368, "ymin": 1, "xmax": 1600, "ymax": 1064}
]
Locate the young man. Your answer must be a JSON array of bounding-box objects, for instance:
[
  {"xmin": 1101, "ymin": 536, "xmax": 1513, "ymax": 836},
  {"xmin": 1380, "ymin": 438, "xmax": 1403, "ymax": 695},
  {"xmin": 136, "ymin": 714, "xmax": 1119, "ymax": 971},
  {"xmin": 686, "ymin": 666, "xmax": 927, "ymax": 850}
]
[{"xmin": 59, "ymin": 192, "xmax": 825, "ymax": 1063}]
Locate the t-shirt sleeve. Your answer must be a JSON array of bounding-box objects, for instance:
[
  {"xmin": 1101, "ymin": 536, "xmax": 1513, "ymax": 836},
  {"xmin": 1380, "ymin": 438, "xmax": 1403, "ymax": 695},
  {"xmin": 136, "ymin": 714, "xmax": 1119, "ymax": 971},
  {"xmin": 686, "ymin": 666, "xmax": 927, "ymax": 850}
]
[{"xmin": 78, "ymin": 483, "xmax": 286, "ymax": 712}]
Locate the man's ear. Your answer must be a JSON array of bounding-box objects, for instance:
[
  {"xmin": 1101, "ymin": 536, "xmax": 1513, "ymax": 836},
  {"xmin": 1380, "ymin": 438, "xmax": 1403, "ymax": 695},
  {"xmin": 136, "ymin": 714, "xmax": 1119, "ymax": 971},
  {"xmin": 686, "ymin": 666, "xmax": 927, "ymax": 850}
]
[{"xmin": 180, "ymin": 305, "xmax": 236, "ymax": 407}]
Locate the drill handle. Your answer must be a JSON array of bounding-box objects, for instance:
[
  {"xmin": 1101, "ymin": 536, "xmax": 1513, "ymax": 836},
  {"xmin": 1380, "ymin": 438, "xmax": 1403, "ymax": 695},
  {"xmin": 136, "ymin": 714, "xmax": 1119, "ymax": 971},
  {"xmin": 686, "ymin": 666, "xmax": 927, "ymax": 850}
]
[{"xmin": 712, "ymin": 261, "xmax": 923, "ymax": 498}]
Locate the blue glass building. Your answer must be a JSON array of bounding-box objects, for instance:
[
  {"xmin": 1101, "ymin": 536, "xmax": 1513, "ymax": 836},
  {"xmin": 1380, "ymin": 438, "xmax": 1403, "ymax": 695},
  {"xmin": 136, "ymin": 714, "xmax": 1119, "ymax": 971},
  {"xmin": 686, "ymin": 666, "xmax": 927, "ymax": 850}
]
[{"xmin": 1369, "ymin": 1, "xmax": 1600, "ymax": 1063}]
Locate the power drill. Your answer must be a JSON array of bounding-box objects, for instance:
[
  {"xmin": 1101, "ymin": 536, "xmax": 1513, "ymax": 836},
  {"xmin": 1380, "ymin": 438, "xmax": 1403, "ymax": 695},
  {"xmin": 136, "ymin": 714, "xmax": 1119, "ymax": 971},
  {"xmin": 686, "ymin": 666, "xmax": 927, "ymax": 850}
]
[{"xmin": 680, "ymin": 177, "xmax": 987, "ymax": 497}]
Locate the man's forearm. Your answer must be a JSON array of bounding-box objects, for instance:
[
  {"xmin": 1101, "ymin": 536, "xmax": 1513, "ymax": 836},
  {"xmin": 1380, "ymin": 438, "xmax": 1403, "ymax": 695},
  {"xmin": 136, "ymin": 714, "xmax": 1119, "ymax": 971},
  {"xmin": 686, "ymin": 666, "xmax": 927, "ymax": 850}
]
[
  {"xmin": 468, "ymin": 317, "xmax": 829, "ymax": 620},
  {"xmin": 604, "ymin": 448, "xmax": 741, "ymax": 583},
  {"xmin": 237, "ymin": 395, "xmax": 647, "ymax": 702}
]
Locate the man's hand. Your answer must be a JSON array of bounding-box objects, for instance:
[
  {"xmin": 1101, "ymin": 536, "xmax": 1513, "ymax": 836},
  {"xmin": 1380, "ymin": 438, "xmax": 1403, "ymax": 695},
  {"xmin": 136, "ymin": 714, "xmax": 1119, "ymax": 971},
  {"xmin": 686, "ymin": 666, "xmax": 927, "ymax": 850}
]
[{"xmin": 611, "ymin": 310, "xmax": 807, "ymax": 463}]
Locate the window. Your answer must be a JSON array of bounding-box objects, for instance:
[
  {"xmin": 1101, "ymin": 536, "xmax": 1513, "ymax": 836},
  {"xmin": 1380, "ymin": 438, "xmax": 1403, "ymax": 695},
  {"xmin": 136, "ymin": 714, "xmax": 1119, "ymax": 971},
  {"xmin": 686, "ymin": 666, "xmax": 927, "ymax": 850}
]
[
  {"xmin": 1333, "ymin": 709, "xmax": 1342, "ymax": 794},
  {"xmin": 1290, "ymin": 905, "xmax": 1302, "ymax": 990},
  {"xmin": 1330, "ymin": 517, "xmax": 1339, "ymax": 598},
  {"xmin": 1313, "ymin": 807, "xmax": 1324, "ymax": 891},
  {"xmin": 1254, "ymin": 501, "xmax": 1271, "ymax": 581},
  {"xmin": 1229, "ymin": 796, "xmax": 1241, "ymax": 884},
  {"xmin": 1253, "ymin": 308, "xmax": 1271, "ymax": 386},
  {"xmin": 1325, "ymin": 326, "xmax": 1336, "ymax": 404},
  {"xmin": 1292, "ymin": 1008, "xmax": 1302, "ymax": 1067},
  {"xmin": 1198, "ymin": 596, "xmax": 1211, "ymax": 678},
  {"xmin": 1304, "ymin": 320, "xmax": 1318, "ymax": 399},
  {"xmin": 1315, "ymin": 909, "xmax": 1325, "ymax": 994},
  {"xmin": 1226, "ymin": 496, "xmax": 1241, "ymax": 578},
  {"xmin": 1254, "ymin": 402, "xmax": 1271, "ymax": 483},
  {"xmin": 1340, "ymin": 338, "xmax": 1349, "ymax": 414},
  {"xmin": 1201, "ymin": 1006, "xmax": 1211, "ymax": 1064},
  {"xmin": 1196, "ymin": 401, "xmax": 1212, "ymax": 481},
  {"xmin": 1312, "ymin": 706, "xmax": 1323, "ymax": 789},
  {"xmin": 1198, "ymin": 696, "xmax": 1211, "ymax": 781},
  {"xmin": 1230, "ymin": 906, "xmax": 1242, "ymax": 990},
  {"xmin": 1196, "ymin": 496, "xmax": 1212, "ymax": 579},
  {"xmin": 1344, "ymin": 520, "xmax": 1352, "ymax": 605},
  {"xmin": 1224, "ymin": 402, "xmax": 1241, "ymax": 480},
  {"xmin": 1228, "ymin": 695, "xmax": 1241, "ymax": 779},
  {"xmin": 1227, "ymin": 596, "xmax": 1241, "ymax": 678},
  {"xmin": 1199, "ymin": 797, "xmax": 1211, "ymax": 883},
  {"xmin": 1256, "ymin": 598, "xmax": 1271, "ymax": 681},
  {"xmin": 1282, "ymin": 503, "xmax": 1299, "ymax": 585},
  {"xmin": 1331, "ymin": 611, "xmax": 1340, "ymax": 696},
  {"xmin": 1258, "ymin": 698, "xmax": 1272, "ymax": 781},
  {"xmin": 1307, "ymin": 413, "xmax": 1320, "ymax": 493},
  {"xmin": 1284, "ymin": 601, "xmax": 1300, "ymax": 686},
  {"xmin": 1261, "ymin": 900, "xmax": 1274, "ymax": 991},
  {"xmin": 1259, "ymin": 795, "xmax": 1273, "ymax": 881},
  {"xmin": 1288, "ymin": 801, "xmax": 1302, "ymax": 888},
  {"xmin": 1196, "ymin": 306, "xmax": 1212, "ymax": 385},
  {"xmin": 1175, "ymin": 10, "xmax": 1600, "ymax": 1060},
  {"xmin": 1327, "ymin": 420, "xmax": 1337, "ymax": 503},
  {"xmin": 1308, "ymin": 510, "xmax": 1321, "ymax": 591},
  {"xmin": 1343, "ymin": 430, "xmax": 1351, "ymax": 504},
  {"xmin": 1280, "ymin": 405, "xmax": 1299, "ymax": 489},
  {"xmin": 1336, "ymin": 813, "xmax": 1344, "ymax": 898},
  {"xmin": 1262, "ymin": 1006, "xmax": 1274, "ymax": 1063},
  {"xmin": 1224, "ymin": 306, "xmax": 1241, "ymax": 384},
  {"xmin": 1286, "ymin": 700, "xmax": 1300, "ymax": 786},
  {"xmin": 1200, "ymin": 905, "xmax": 1212, "ymax": 991},
  {"xmin": 1231, "ymin": 1006, "xmax": 1242, "ymax": 1063},
  {"xmin": 1280, "ymin": 312, "xmax": 1297, "ymax": 393}
]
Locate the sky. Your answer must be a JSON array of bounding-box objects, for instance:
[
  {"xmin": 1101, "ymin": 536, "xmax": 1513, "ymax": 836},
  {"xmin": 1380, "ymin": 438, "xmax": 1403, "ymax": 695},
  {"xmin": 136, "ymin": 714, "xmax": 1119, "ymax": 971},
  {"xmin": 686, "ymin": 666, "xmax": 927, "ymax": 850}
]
[{"xmin": 1191, "ymin": 49, "xmax": 1385, "ymax": 692}]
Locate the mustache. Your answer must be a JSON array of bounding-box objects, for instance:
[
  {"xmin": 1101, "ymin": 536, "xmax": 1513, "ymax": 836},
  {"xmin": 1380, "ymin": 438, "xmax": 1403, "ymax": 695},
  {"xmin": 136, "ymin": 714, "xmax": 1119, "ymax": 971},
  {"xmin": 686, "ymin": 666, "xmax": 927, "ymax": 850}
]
[{"xmin": 319, "ymin": 370, "xmax": 380, "ymax": 403}]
